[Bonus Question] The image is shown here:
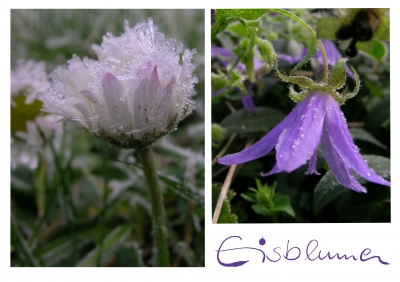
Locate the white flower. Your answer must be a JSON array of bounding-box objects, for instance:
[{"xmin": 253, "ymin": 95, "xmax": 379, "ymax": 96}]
[
  {"xmin": 11, "ymin": 60, "xmax": 62, "ymax": 170},
  {"xmin": 11, "ymin": 116, "xmax": 62, "ymax": 170},
  {"xmin": 38, "ymin": 18, "xmax": 198, "ymax": 149},
  {"xmin": 11, "ymin": 59, "xmax": 50, "ymax": 105}
]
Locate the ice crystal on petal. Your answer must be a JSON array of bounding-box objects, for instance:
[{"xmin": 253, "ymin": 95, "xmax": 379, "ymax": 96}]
[{"xmin": 38, "ymin": 18, "xmax": 197, "ymax": 149}]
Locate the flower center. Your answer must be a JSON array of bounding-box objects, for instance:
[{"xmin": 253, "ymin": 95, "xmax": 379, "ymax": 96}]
[{"xmin": 11, "ymin": 94, "xmax": 43, "ymax": 133}]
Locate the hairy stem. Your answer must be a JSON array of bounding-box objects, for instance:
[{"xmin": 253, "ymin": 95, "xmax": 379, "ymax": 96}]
[
  {"xmin": 138, "ymin": 147, "xmax": 170, "ymax": 267},
  {"xmin": 318, "ymin": 40, "xmax": 329, "ymax": 83}
]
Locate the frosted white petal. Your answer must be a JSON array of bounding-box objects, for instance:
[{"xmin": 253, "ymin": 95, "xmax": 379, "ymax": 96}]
[{"xmin": 37, "ymin": 18, "xmax": 197, "ymax": 149}]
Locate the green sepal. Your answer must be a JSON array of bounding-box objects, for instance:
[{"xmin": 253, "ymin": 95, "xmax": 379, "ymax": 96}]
[
  {"xmin": 230, "ymin": 68, "xmax": 248, "ymax": 94},
  {"xmin": 276, "ymin": 67, "xmax": 316, "ymax": 90},
  {"xmin": 243, "ymin": 47, "xmax": 255, "ymax": 82},
  {"xmin": 288, "ymin": 86, "xmax": 308, "ymax": 103},
  {"xmin": 255, "ymin": 37, "xmax": 277, "ymax": 69},
  {"xmin": 232, "ymin": 37, "xmax": 251, "ymax": 71},
  {"xmin": 341, "ymin": 66, "xmax": 360, "ymax": 102},
  {"xmin": 211, "ymin": 71, "xmax": 230, "ymax": 95},
  {"xmin": 328, "ymin": 58, "xmax": 347, "ymax": 90}
]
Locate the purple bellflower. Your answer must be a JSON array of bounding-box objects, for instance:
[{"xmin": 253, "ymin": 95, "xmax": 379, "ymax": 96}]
[
  {"xmin": 217, "ymin": 58, "xmax": 390, "ymax": 192},
  {"xmin": 212, "ymin": 46, "xmax": 264, "ymax": 113},
  {"xmin": 279, "ymin": 39, "xmax": 355, "ymax": 80}
]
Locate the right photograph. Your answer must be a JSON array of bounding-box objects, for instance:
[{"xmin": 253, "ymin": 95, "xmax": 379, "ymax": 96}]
[{"xmin": 211, "ymin": 9, "xmax": 390, "ymax": 223}]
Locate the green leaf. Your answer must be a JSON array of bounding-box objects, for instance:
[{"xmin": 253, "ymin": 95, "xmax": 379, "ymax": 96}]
[
  {"xmin": 227, "ymin": 22, "xmax": 252, "ymax": 37},
  {"xmin": 364, "ymin": 97, "xmax": 390, "ymax": 131},
  {"xmin": 212, "ymin": 184, "xmax": 238, "ymax": 223},
  {"xmin": 363, "ymin": 79, "xmax": 385, "ymax": 98},
  {"xmin": 359, "ymin": 40, "xmax": 387, "ymax": 62},
  {"xmin": 252, "ymin": 203, "xmax": 271, "ymax": 216},
  {"xmin": 212, "ymin": 123, "xmax": 226, "ymax": 147},
  {"xmin": 218, "ymin": 9, "xmax": 269, "ymax": 21},
  {"xmin": 11, "ymin": 216, "xmax": 40, "ymax": 267},
  {"xmin": 76, "ymin": 224, "xmax": 131, "ymax": 266},
  {"xmin": 159, "ymin": 174, "xmax": 204, "ymax": 206},
  {"xmin": 313, "ymin": 155, "xmax": 390, "ymax": 215},
  {"xmin": 316, "ymin": 18, "xmax": 343, "ymax": 40},
  {"xmin": 120, "ymin": 161, "xmax": 204, "ymax": 206},
  {"xmin": 220, "ymin": 106, "xmax": 285, "ymax": 135},
  {"xmin": 115, "ymin": 242, "xmax": 143, "ymax": 267},
  {"xmin": 212, "ymin": 9, "xmax": 268, "ymax": 39},
  {"xmin": 273, "ymin": 194, "xmax": 295, "ymax": 217},
  {"xmin": 36, "ymin": 224, "xmax": 99, "ymax": 266},
  {"xmin": 241, "ymin": 179, "xmax": 295, "ymax": 220},
  {"xmin": 349, "ymin": 128, "xmax": 388, "ymax": 150},
  {"xmin": 241, "ymin": 189, "xmax": 258, "ymax": 203}
]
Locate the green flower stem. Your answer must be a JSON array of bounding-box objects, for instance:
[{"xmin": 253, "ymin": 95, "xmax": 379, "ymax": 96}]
[
  {"xmin": 318, "ymin": 40, "xmax": 329, "ymax": 83},
  {"xmin": 97, "ymin": 142, "xmax": 109, "ymax": 267},
  {"xmin": 137, "ymin": 147, "xmax": 170, "ymax": 267}
]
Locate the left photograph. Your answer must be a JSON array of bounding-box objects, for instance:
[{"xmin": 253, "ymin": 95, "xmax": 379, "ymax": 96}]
[{"xmin": 11, "ymin": 9, "xmax": 205, "ymax": 267}]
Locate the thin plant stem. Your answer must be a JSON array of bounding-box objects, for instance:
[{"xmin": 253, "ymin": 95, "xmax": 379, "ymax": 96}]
[
  {"xmin": 137, "ymin": 147, "xmax": 170, "ymax": 267},
  {"xmin": 212, "ymin": 164, "xmax": 237, "ymax": 223},
  {"xmin": 213, "ymin": 138, "xmax": 254, "ymax": 223},
  {"xmin": 48, "ymin": 140, "xmax": 75, "ymax": 222},
  {"xmin": 97, "ymin": 142, "xmax": 109, "ymax": 267},
  {"xmin": 318, "ymin": 40, "xmax": 329, "ymax": 83},
  {"xmin": 212, "ymin": 133, "xmax": 237, "ymax": 165}
]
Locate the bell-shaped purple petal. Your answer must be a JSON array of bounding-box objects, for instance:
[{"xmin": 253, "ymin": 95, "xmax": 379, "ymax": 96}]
[
  {"xmin": 217, "ymin": 99, "xmax": 301, "ymax": 165},
  {"xmin": 323, "ymin": 96, "xmax": 390, "ymax": 187},
  {"xmin": 321, "ymin": 126, "xmax": 367, "ymax": 193},
  {"xmin": 274, "ymin": 92, "xmax": 328, "ymax": 172},
  {"xmin": 218, "ymin": 89, "xmax": 390, "ymax": 192},
  {"xmin": 260, "ymin": 92, "xmax": 328, "ymax": 177},
  {"xmin": 305, "ymin": 147, "xmax": 320, "ymax": 175}
]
